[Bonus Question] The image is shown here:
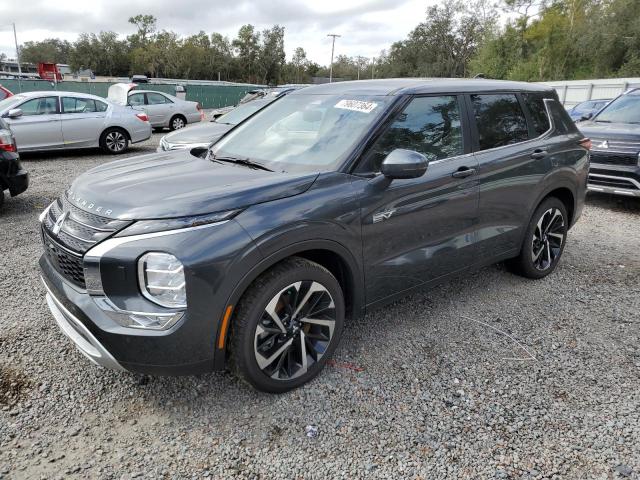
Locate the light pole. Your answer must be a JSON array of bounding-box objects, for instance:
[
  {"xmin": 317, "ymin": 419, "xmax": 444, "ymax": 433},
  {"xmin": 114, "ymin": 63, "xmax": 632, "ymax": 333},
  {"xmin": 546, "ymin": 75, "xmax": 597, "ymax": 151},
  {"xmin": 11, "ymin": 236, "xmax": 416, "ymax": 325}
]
[
  {"xmin": 371, "ymin": 57, "xmax": 375, "ymax": 79},
  {"xmin": 327, "ymin": 34, "xmax": 340, "ymax": 83},
  {"xmin": 12, "ymin": 23, "xmax": 22, "ymax": 92}
]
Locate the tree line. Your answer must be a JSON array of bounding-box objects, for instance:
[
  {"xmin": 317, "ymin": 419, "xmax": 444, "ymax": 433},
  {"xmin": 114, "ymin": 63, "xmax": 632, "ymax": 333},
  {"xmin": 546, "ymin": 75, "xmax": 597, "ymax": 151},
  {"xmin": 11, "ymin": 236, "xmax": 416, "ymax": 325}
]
[{"xmin": 14, "ymin": 0, "xmax": 640, "ymax": 85}]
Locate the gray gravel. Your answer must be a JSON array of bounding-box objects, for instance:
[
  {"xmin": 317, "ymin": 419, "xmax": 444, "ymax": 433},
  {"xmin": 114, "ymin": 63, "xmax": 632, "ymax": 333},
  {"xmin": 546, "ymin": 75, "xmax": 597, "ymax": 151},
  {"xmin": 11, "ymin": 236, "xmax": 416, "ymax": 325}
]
[{"xmin": 1, "ymin": 133, "xmax": 639, "ymax": 479}]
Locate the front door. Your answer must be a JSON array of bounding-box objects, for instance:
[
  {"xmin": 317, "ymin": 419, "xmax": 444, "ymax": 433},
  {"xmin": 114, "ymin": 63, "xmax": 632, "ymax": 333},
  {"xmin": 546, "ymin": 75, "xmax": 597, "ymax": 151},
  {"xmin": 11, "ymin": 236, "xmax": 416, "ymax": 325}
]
[
  {"xmin": 356, "ymin": 95, "xmax": 480, "ymax": 306},
  {"xmin": 7, "ymin": 96, "xmax": 63, "ymax": 151},
  {"xmin": 60, "ymin": 96, "xmax": 109, "ymax": 148}
]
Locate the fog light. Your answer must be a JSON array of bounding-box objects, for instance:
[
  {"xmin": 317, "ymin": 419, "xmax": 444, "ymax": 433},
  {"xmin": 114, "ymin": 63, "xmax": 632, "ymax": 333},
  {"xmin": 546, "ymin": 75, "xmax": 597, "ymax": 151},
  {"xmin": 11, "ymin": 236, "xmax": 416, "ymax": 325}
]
[
  {"xmin": 93, "ymin": 297, "xmax": 184, "ymax": 330},
  {"xmin": 138, "ymin": 252, "xmax": 187, "ymax": 308}
]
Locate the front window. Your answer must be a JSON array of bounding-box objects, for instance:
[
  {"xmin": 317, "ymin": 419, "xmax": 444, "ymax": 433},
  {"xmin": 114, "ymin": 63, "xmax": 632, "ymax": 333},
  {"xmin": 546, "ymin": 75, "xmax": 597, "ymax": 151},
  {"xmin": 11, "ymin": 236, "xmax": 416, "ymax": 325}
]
[
  {"xmin": 18, "ymin": 97, "xmax": 58, "ymax": 116},
  {"xmin": 594, "ymin": 92, "xmax": 640, "ymax": 124},
  {"xmin": 211, "ymin": 94, "xmax": 394, "ymax": 173}
]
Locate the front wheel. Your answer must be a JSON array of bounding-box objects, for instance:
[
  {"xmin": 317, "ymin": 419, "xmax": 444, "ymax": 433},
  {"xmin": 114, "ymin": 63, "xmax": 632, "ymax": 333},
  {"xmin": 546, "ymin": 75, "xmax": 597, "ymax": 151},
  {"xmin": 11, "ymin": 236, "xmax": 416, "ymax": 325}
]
[
  {"xmin": 100, "ymin": 128, "xmax": 129, "ymax": 154},
  {"xmin": 229, "ymin": 257, "xmax": 345, "ymax": 393},
  {"xmin": 508, "ymin": 197, "xmax": 568, "ymax": 279}
]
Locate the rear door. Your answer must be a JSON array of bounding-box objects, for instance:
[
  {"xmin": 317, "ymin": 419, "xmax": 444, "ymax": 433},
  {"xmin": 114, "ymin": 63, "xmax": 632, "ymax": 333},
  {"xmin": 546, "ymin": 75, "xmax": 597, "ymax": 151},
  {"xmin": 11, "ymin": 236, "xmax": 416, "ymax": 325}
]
[
  {"xmin": 60, "ymin": 96, "xmax": 108, "ymax": 148},
  {"xmin": 357, "ymin": 94, "xmax": 479, "ymax": 305},
  {"xmin": 467, "ymin": 92, "xmax": 552, "ymax": 258},
  {"xmin": 7, "ymin": 96, "xmax": 63, "ymax": 151},
  {"xmin": 144, "ymin": 92, "xmax": 174, "ymax": 126}
]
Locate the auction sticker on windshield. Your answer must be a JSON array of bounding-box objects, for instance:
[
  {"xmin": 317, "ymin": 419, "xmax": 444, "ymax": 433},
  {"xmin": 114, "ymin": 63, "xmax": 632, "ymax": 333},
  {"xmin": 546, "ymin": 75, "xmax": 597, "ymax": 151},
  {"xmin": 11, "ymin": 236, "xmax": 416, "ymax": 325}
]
[{"xmin": 335, "ymin": 99, "xmax": 378, "ymax": 113}]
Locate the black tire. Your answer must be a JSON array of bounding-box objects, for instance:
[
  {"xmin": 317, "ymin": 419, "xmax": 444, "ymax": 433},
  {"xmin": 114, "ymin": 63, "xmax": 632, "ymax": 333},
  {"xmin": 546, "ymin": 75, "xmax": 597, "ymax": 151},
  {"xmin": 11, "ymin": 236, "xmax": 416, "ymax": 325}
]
[
  {"xmin": 169, "ymin": 115, "xmax": 186, "ymax": 131},
  {"xmin": 153, "ymin": 127, "xmax": 165, "ymax": 133},
  {"xmin": 99, "ymin": 128, "xmax": 129, "ymax": 154},
  {"xmin": 507, "ymin": 196, "xmax": 569, "ymax": 279},
  {"xmin": 229, "ymin": 257, "xmax": 345, "ymax": 393}
]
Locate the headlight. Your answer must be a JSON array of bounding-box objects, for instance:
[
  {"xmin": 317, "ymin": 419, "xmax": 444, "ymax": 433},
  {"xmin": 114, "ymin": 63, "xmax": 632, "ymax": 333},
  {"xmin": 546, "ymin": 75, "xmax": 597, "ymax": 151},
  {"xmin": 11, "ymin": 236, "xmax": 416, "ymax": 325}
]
[
  {"xmin": 115, "ymin": 209, "xmax": 240, "ymax": 237},
  {"xmin": 138, "ymin": 252, "xmax": 187, "ymax": 308}
]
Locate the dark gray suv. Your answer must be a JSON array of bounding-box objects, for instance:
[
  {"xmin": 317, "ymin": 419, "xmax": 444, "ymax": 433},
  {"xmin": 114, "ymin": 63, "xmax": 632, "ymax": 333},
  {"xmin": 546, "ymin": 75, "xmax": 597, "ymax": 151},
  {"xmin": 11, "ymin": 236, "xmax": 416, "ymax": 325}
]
[{"xmin": 39, "ymin": 79, "xmax": 589, "ymax": 392}]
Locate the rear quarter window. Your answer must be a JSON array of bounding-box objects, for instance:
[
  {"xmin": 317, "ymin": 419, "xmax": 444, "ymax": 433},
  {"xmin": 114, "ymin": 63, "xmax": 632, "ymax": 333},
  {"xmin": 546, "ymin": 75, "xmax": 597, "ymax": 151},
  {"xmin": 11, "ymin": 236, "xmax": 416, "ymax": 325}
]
[
  {"xmin": 522, "ymin": 93, "xmax": 551, "ymax": 137},
  {"xmin": 546, "ymin": 99, "xmax": 579, "ymax": 135}
]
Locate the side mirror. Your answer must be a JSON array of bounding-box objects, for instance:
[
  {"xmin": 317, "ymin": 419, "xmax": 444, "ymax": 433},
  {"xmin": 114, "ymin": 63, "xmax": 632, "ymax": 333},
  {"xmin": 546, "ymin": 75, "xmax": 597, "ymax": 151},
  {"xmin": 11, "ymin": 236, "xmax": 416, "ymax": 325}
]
[
  {"xmin": 579, "ymin": 112, "xmax": 593, "ymax": 121},
  {"xmin": 6, "ymin": 108, "xmax": 22, "ymax": 119},
  {"xmin": 380, "ymin": 149, "xmax": 429, "ymax": 180}
]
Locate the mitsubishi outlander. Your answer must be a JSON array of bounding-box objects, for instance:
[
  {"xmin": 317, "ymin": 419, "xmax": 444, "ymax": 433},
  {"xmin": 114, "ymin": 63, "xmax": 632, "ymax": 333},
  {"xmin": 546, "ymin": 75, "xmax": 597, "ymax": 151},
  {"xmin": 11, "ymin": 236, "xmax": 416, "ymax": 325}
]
[{"xmin": 39, "ymin": 79, "xmax": 589, "ymax": 392}]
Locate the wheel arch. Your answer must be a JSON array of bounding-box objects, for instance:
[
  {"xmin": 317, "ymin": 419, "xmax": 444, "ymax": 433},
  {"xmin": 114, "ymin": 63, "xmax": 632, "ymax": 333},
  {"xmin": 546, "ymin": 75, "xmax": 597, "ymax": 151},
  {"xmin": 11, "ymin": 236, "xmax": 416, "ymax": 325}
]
[
  {"xmin": 170, "ymin": 113, "xmax": 187, "ymax": 127},
  {"xmin": 100, "ymin": 125, "xmax": 131, "ymax": 142}
]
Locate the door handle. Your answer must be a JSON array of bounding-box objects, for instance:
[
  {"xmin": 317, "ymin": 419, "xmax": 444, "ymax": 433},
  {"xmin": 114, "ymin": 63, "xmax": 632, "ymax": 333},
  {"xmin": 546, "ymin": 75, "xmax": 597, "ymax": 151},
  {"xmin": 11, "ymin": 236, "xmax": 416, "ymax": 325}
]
[
  {"xmin": 451, "ymin": 167, "xmax": 476, "ymax": 179},
  {"xmin": 531, "ymin": 149, "xmax": 548, "ymax": 159}
]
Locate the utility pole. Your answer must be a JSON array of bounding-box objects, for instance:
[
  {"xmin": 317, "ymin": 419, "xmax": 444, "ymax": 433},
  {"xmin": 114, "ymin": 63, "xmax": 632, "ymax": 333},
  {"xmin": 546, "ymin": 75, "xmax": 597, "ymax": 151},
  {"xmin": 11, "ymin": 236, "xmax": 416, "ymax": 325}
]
[
  {"xmin": 371, "ymin": 57, "xmax": 375, "ymax": 79},
  {"xmin": 327, "ymin": 34, "xmax": 340, "ymax": 83},
  {"xmin": 13, "ymin": 23, "xmax": 22, "ymax": 92}
]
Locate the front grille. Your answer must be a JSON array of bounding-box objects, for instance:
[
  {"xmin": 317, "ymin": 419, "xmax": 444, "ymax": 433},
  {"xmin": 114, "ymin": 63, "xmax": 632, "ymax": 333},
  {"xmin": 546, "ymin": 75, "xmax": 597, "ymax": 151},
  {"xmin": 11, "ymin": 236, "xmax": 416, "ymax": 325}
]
[
  {"xmin": 590, "ymin": 151, "xmax": 639, "ymax": 167},
  {"xmin": 41, "ymin": 195, "xmax": 130, "ymax": 288},
  {"xmin": 42, "ymin": 229, "xmax": 87, "ymax": 288}
]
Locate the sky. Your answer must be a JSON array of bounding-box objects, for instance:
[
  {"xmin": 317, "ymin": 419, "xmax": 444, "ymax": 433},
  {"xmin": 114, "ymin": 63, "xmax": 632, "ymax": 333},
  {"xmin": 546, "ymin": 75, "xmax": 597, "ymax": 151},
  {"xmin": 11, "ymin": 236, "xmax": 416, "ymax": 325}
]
[{"xmin": 0, "ymin": 0, "xmax": 436, "ymax": 65}]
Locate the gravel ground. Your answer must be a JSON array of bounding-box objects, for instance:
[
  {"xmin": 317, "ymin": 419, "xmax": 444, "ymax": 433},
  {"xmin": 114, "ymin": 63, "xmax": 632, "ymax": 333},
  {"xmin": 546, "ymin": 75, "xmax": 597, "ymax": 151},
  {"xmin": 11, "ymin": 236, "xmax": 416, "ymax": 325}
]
[{"xmin": 0, "ymin": 132, "xmax": 639, "ymax": 479}]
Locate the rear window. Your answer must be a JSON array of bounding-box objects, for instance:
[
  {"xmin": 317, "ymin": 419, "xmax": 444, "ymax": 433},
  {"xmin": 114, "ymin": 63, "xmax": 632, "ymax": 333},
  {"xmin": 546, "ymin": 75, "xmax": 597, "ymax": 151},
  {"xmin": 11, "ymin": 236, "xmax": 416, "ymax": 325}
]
[
  {"xmin": 522, "ymin": 93, "xmax": 551, "ymax": 137},
  {"xmin": 471, "ymin": 94, "xmax": 529, "ymax": 151}
]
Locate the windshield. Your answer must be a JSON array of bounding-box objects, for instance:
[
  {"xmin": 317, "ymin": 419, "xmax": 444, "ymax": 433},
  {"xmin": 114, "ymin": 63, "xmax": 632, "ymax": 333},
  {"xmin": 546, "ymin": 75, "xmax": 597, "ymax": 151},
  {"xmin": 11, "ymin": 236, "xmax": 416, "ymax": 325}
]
[
  {"xmin": 0, "ymin": 94, "xmax": 24, "ymax": 112},
  {"xmin": 217, "ymin": 100, "xmax": 272, "ymax": 126},
  {"xmin": 211, "ymin": 94, "xmax": 393, "ymax": 173},
  {"xmin": 594, "ymin": 93, "xmax": 640, "ymax": 124}
]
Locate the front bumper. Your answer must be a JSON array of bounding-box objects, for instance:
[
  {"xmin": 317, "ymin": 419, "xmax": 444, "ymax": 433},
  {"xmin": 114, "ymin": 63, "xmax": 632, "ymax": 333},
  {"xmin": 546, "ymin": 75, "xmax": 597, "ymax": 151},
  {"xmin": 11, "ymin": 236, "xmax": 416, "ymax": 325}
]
[
  {"xmin": 588, "ymin": 163, "xmax": 640, "ymax": 197},
  {"xmin": 42, "ymin": 277, "xmax": 124, "ymax": 371},
  {"xmin": 39, "ymin": 217, "xmax": 261, "ymax": 375}
]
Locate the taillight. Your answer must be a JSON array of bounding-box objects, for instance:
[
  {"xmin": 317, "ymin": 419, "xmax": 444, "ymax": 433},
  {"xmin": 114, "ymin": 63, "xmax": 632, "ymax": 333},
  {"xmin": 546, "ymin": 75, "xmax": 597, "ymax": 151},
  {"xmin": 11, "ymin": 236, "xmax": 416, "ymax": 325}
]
[
  {"xmin": 197, "ymin": 103, "xmax": 205, "ymax": 120},
  {"xmin": 579, "ymin": 138, "xmax": 592, "ymax": 150},
  {"xmin": 136, "ymin": 112, "xmax": 149, "ymax": 122},
  {"xmin": 0, "ymin": 129, "xmax": 17, "ymax": 152}
]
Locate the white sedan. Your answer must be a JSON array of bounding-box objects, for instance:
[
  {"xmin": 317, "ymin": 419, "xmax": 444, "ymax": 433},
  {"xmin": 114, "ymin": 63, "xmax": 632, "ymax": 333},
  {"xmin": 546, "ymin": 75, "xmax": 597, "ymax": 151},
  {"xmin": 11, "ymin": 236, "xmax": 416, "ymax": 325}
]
[
  {"xmin": 0, "ymin": 91, "xmax": 152, "ymax": 154},
  {"xmin": 108, "ymin": 83, "xmax": 204, "ymax": 131}
]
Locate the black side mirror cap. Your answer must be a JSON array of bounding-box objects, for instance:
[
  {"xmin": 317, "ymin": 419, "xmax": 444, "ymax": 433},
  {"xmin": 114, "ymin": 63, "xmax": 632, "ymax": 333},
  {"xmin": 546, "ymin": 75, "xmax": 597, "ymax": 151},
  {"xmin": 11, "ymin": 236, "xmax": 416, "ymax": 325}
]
[{"xmin": 380, "ymin": 149, "xmax": 429, "ymax": 180}]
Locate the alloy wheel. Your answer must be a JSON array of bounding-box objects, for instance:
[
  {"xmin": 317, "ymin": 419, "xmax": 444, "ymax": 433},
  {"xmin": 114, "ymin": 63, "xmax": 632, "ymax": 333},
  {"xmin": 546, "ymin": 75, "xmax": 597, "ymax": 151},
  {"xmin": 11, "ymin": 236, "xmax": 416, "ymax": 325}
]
[
  {"xmin": 172, "ymin": 117, "xmax": 185, "ymax": 129},
  {"xmin": 531, "ymin": 207, "xmax": 565, "ymax": 271},
  {"xmin": 254, "ymin": 281, "xmax": 336, "ymax": 381},
  {"xmin": 105, "ymin": 131, "xmax": 127, "ymax": 152}
]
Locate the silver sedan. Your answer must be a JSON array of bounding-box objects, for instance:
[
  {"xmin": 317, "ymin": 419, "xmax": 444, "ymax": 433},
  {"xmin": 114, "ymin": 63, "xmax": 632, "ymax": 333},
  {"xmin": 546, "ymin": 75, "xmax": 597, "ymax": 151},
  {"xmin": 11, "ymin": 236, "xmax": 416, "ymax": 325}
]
[
  {"xmin": 107, "ymin": 84, "xmax": 203, "ymax": 131},
  {"xmin": 0, "ymin": 91, "xmax": 152, "ymax": 154}
]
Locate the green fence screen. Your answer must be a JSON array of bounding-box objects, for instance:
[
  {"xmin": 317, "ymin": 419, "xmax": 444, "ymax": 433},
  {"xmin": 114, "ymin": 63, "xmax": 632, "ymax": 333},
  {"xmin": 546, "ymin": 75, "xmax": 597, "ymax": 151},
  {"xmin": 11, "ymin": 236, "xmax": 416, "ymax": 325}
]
[{"xmin": 0, "ymin": 79, "xmax": 260, "ymax": 109}]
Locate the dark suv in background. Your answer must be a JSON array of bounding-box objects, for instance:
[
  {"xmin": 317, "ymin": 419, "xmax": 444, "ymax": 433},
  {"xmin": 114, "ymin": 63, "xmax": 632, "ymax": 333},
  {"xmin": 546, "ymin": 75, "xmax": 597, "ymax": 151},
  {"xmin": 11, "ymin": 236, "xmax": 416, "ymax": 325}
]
[
  {"xmin": 579, "ymin": 88, "xmax": 640, "ymax": 197},
  {"xmin": 39, "ymin": 79, "xmax": 588, "ymax": 392}
]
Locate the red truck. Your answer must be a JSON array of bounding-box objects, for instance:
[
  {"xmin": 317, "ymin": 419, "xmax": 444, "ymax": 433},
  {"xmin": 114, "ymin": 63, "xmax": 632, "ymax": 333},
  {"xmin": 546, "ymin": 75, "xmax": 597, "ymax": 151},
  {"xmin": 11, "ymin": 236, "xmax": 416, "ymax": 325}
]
[{"xmin": 37, "ymin": 63, "xmax": 63, "ymax": 82}]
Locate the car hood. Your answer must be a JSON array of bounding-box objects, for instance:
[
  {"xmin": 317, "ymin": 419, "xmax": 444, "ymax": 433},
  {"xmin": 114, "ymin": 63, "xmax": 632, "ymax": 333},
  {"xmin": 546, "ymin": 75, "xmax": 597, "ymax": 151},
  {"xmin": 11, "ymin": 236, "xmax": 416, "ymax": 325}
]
[
  {"xmin": 164, "ymin": 122, "xmax": 232, "ymax": 145},
  {"xmin": 578, "ymin": 121, "xmax": 640, "ymax": 141},
  {"xmin": 66, "ymin": 150, "xmax": 319, "ymax": 220}
]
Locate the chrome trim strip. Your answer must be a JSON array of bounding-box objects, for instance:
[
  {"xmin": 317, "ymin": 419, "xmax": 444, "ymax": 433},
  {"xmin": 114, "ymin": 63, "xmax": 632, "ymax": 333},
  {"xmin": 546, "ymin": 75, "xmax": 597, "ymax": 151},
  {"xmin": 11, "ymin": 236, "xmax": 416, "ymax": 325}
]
[
  {"xmin": 588, "ymin": 173, "xmax": 640, "ymax": 189},
  {"xmin": 41, "ymin": 277, "xmax": 125, "ymax": 371},
  {"xmin": 66, "ymin": 215, "xmax": 114, "ymax": 232},
  {"xmin": 85, "ymin": 220, "xmax": 229, "ymax": 259},
  {"xmin": 588, "ymin": 185, "xmax": 640, "ymax": 197},
  {"xmin": 59, "ymin": 226, "xmax": 97, "ymax": 244}
]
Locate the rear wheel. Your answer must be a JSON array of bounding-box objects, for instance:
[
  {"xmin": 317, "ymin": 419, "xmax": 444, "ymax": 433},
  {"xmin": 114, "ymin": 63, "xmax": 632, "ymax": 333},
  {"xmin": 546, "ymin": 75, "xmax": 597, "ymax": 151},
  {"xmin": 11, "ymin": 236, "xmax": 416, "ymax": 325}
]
[
  {"xmin": 169, "ymin": 115, "xmax": 186, "ymax": 131},
  {"xmin": 230, "ymin": 257, "xmax": 345, "ymax": 393},
  {"xmin": 508, "ymin": 197, "xmax": 568, "ymax": 279},
  {"xmin": 100, "ymin": 128, "xmax": 129, "ymax": 154}
]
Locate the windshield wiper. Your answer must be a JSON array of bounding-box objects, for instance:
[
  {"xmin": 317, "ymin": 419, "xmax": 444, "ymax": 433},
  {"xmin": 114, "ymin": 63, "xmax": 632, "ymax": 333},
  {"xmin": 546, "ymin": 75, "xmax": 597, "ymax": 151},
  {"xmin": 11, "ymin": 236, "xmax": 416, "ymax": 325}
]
[{"xmin": 211, "ymin": 153, "xmax": 273, "ymax": 172}]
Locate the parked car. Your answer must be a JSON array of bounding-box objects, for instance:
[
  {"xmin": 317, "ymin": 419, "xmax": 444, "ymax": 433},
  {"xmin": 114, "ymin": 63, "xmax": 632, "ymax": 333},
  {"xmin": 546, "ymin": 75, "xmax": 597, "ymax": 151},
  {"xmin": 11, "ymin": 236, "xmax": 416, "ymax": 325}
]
[
  {"xmin": 107, "ymin": 83, "xmax": 203, "ymax": 131},
  {"xmin": 0, "ymin": 91, "xmax": 151, "ymax": 154},
  {"xmin": 578, "ymin": 88, "xmax": 640, "ymax": 197},
  {"xmin": 39, "ymin": 79, "xmax": 588, "ymax": 392},
  {"xmin": 0, "ymin": 85, "xmax": 13, "ymax": 101},
  {"xmin": 158, "ymin": 88, "xmax": 299, "ymax": 152},
  {"xmin": 567, "ymin": 99, "xmax": 611, "ymax": 121},
  {"xmin": 0, "ymin": 117, "xmax": 28, "ymax": 209},
  {"xmin": 131, "ymin": 75, "xmax": 149, "ymax": 84}
]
